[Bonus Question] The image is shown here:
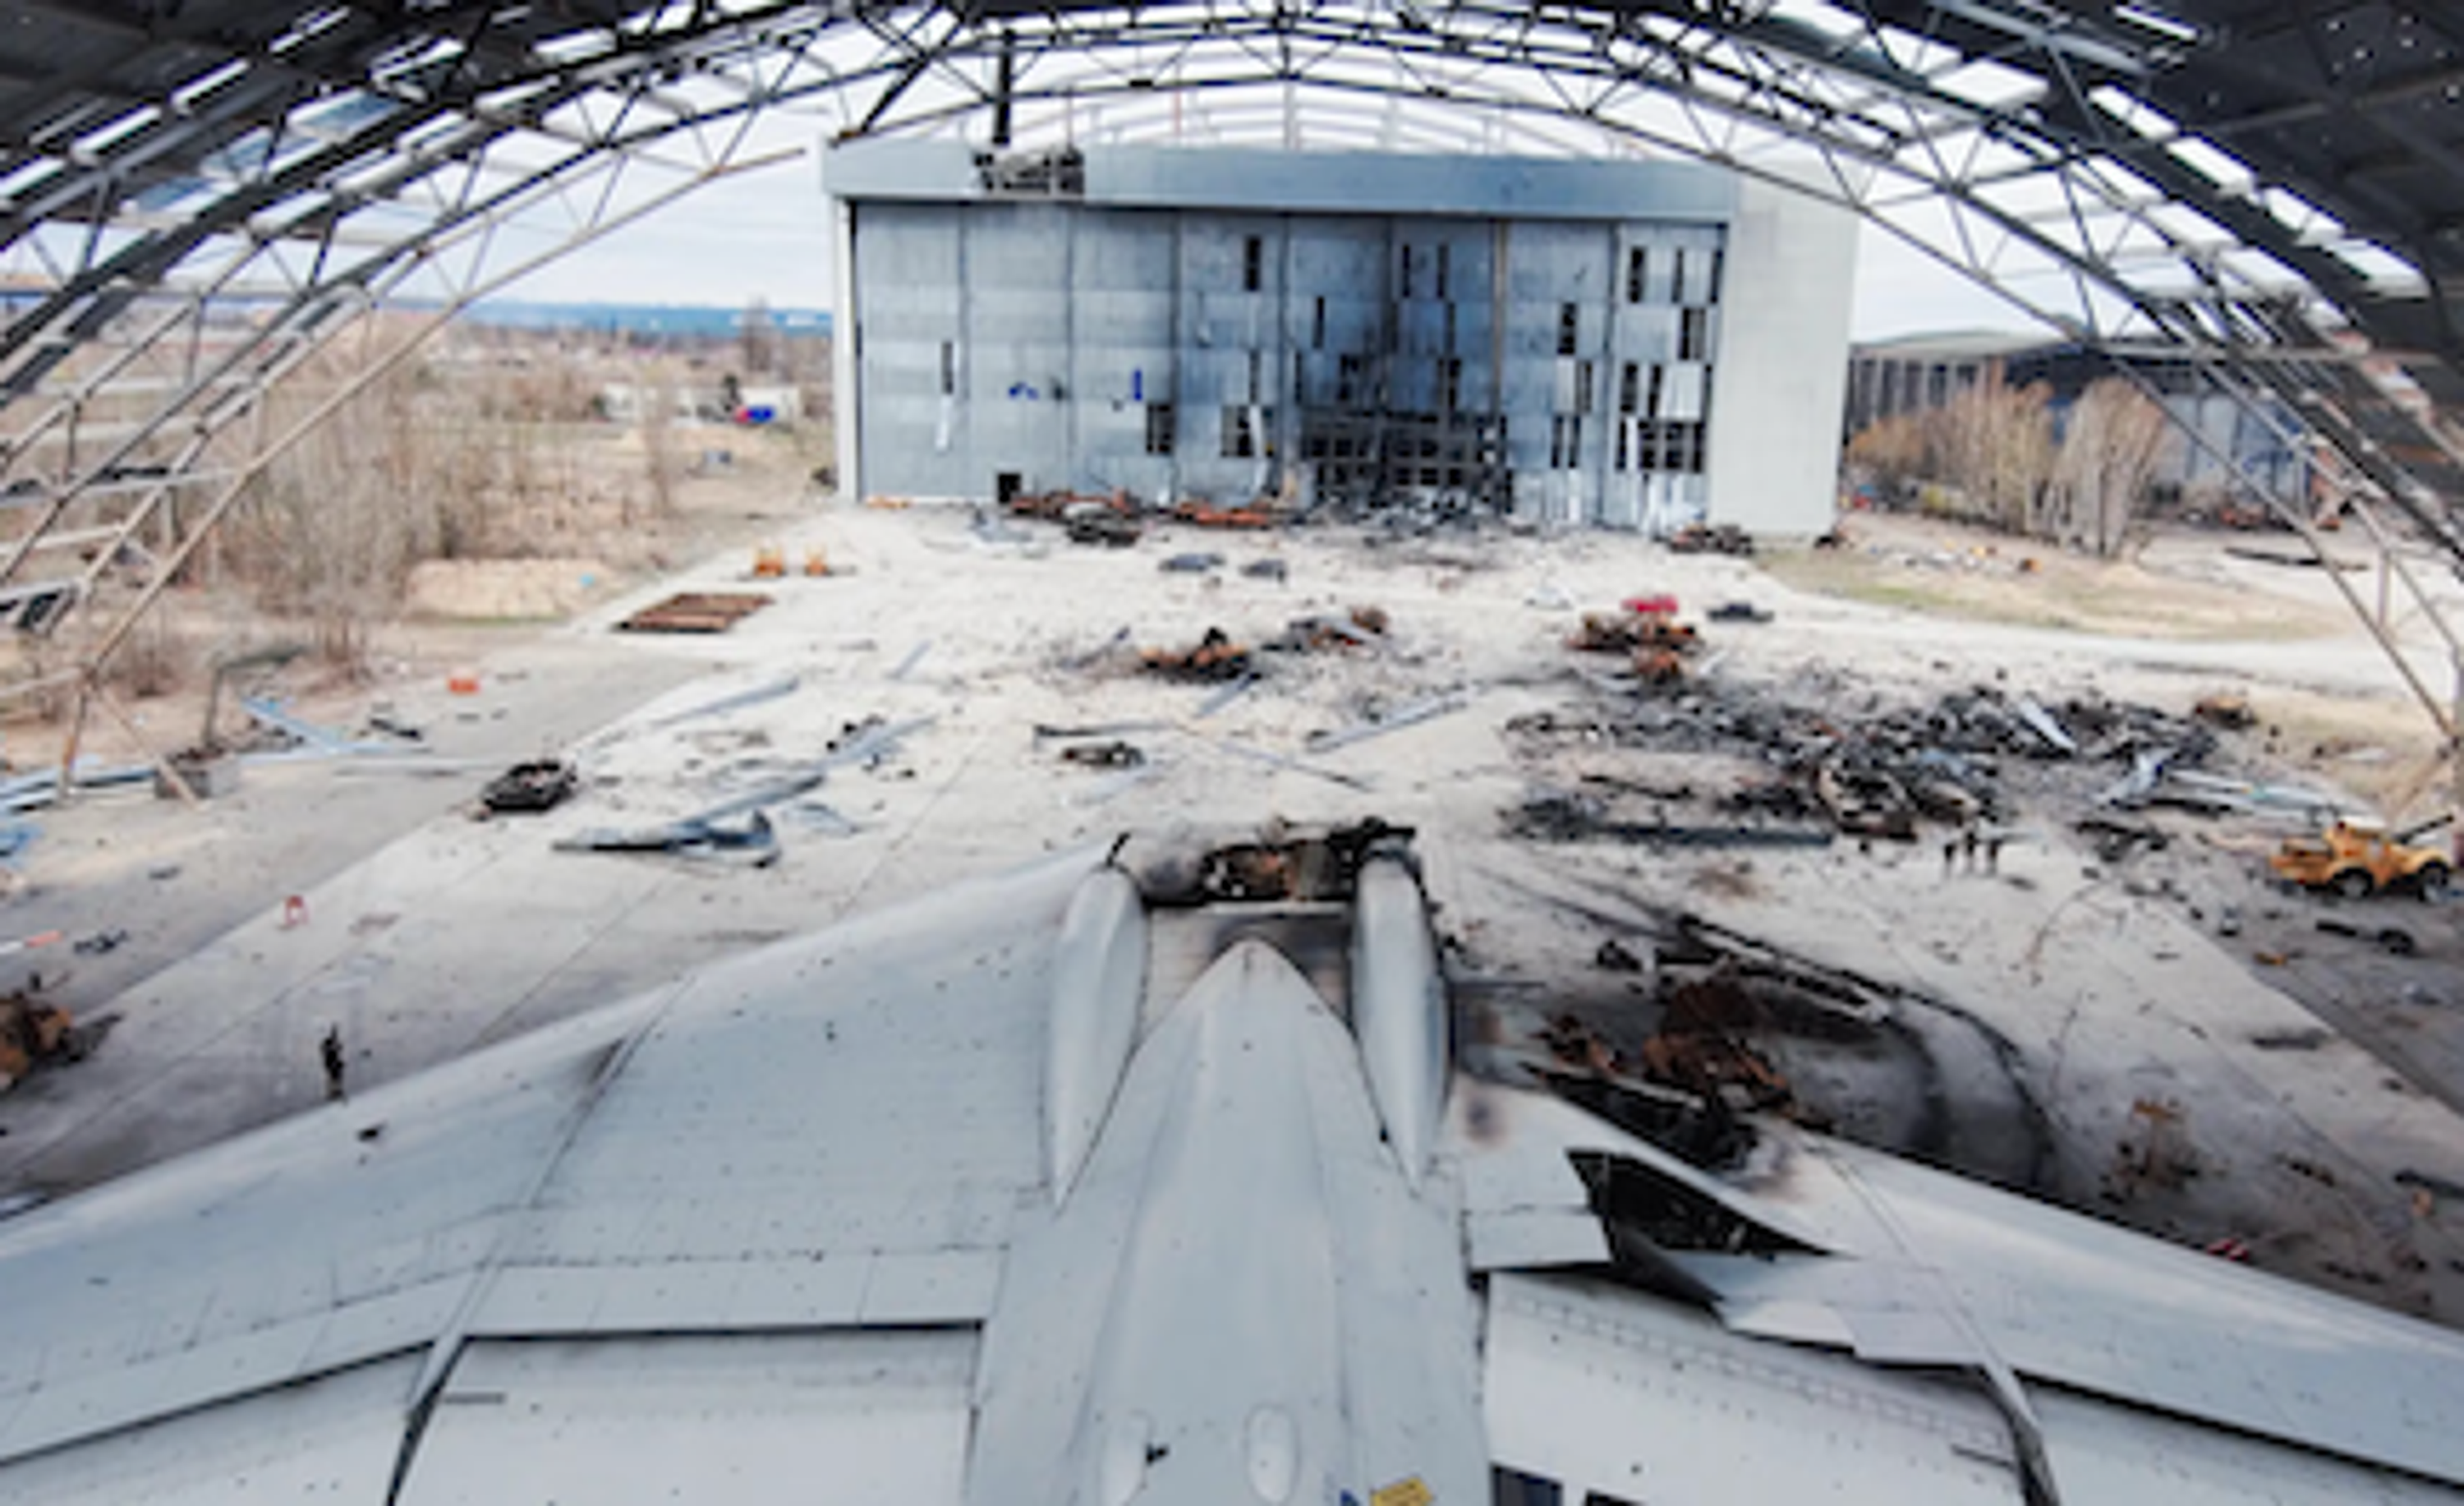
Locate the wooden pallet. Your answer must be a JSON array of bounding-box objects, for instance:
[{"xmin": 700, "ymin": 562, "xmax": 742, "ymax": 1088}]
[{"xmin": 618, "ymin": 591, "xmax": 773, "ymax": 634}]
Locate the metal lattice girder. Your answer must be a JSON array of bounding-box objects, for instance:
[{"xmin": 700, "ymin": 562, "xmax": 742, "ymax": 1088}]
[{"xmin": 0, "ymin": 0, "xmax": 2454, "ymax": 662}]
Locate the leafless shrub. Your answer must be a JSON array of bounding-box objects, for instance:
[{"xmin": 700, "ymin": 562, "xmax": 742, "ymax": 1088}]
[
  {"xmin": 1846, "ymin": 412, "xmax": 1928, "ymax": 502},
  {"xmin": 100, "ymin": 615, "xmax": 195, "ymax": 701}
]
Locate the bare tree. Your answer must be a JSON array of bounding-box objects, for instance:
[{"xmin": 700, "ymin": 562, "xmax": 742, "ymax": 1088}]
[
  {"xmin": 638, "ymin": 364, "xmax": 681, "ymax": 519},
  {"xmin": 1924, "ymin": 375, "xmax": 2054, "ymax": 534},
  {"xmin": 2046, "ymin": 378, "xmax": 2168, "ymax": 557},
  {"xmin": 739, "ymin": 297, "xmax": 777, "ymax": 378}
]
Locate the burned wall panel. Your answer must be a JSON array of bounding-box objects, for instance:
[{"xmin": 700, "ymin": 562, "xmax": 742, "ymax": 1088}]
[{"xmin": 831, "ymin": 143, "xmax": 1849, "ymax": 535}]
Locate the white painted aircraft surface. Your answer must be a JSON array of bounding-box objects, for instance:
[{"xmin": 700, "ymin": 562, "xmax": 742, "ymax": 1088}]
[{"xmin": 2, "ymin": 840, "xmax": 2462, "ymax": 1504}]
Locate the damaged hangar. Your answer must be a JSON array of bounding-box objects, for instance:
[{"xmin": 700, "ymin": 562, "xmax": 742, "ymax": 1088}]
[{"xmin": 826, "ymin": 141, "xmax": 1853, "ymax": 536}]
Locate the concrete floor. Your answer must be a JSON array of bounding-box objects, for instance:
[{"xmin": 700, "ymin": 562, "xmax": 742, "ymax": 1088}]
[{"xmin": 3, "ymin": 500, "xmax": 2461, "ymax": 1325}]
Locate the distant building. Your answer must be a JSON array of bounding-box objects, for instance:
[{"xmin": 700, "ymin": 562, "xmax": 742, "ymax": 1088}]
[
  {"xmin": 1846, "ymin": 333, "xmax": 2310, "ymax": 504},
  {"xmin": 825, "ymin": 142, "xmax": 1855, "ymax": 536},
  {"xmin": 1843, "ymin": 331, "xmax": 2034, "ymax": 435}
]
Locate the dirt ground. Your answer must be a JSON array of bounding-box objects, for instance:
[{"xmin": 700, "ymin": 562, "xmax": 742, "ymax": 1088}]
[{"xmin": 3, "ymin": 484, "xmax": 2462, "ymax": 1332}]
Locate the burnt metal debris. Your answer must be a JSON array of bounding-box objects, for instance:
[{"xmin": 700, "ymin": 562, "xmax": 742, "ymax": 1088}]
[
  {"xmin": 1188, "ymin": 817, "xmax": 1416, "ymax": 905},
  {"xmin": 1508, "ymin": 673, "xmax": 2227, "ymax": 849},
  {"xmin": 1060, "ymin": 740, "xmax": 1147, "ymax": 769},
  {"xmin": 480, "ymin": 759, "xmax": 578, "ymax": 815},
  {"xmin": 1142, "ymin": 628, "xmax": 1252, "ymax": 682}
]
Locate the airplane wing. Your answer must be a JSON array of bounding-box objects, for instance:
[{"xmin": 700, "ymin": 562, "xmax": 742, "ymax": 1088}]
[
  {"xmin": 5, "ymin": 835, "xmax": 2464, "ymax": 1504},
  {"xmin": 0, "ymin": 846, "xmax": 1107, "ymax": 1504}
]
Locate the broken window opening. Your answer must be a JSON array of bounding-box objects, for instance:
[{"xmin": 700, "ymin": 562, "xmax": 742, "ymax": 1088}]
[
  {"xmin": 1619, "ymin": 361, "xmax": 1639, "ymax": 417},
  {"xmin": 1400, "ymin": 243, "xmax": 1414, "ymax": 297},
  {"xmin": 1707, "ymin": 246, "xmax": 1725, "ymax": 305},
  {"xmin": 1312, "ymin": 296, "xmax": 1326, "ymax": 349},
  {"xmin": 1670, "ymin": 248, "xmax": 1687, "ymax": 304},
  {"xmin": 1441, "ymin": 357, "xmax": 1464, "ymax": 412},
  {"xmin": 1556, "ymin": 302, "xmax": 1579, "ymax": 357},
  {"xmin": 1222, "ymin": 406, "xmax": 1256, "ymax": 458},
  {"xmin": 1625, "ymin": 246, "xmax": 1646, "ymax": 305},
  {"xmin": 1680, "ymin": 307, "xmax": 1709, "ymax": 362},
  {"xmin": 1493, "ymin": 1467, "xmax": 1565, "ymax": 1506},
  {"xmin": 1443, "ymin": 300, "xmax": 1457, "ymax": 355},
  {"xmin": 1574, "ymin": 360, "xmax": 1595, "ymax": 416},
  {"xmin": 938, "ymin": 340, "xmax": 954, "ymax": 397},
  {"xmin": 1145, "ymin": 402, "xmax": 1175, "ymax": 457},
  {"xmin": 1248, "ymin": 349, "xmax": 1263, "ymax": 404},
  {"xmin": 1243, "ymin": 235, "xmax": 1263, "ymax": 292},
  {"xmin": 1646, "ymin": 364, "xmax": 1665, "ymax": 420},
  {"xmin": 1435, "ymin": 243, "xmax": 1450, "ymax": 300}
]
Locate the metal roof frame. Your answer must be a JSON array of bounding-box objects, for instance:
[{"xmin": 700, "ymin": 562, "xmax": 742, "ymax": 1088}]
[{"xmin": 0, "ymin": 0, "xmax": 2454, "ymax": 785}]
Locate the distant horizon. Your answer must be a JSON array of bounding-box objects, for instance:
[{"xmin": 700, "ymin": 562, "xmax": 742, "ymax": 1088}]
[{"xmin": 462, "ymin": 297, "xmax": 833, "ymax": 335}]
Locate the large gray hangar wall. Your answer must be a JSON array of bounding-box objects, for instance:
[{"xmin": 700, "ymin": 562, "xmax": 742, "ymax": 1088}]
[
  {"xmin": 1705, "ymin": 175, "xmax": 1858, "ymax": 538},
  {"xmin": 826, "ymin": 142, "xmax": 1851, "ymax": 536}
]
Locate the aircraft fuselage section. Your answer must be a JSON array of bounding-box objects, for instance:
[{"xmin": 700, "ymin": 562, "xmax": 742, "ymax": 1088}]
[{"xmin": 967, "ymin": 933, "xmax": 1487, "ymax": 1506}]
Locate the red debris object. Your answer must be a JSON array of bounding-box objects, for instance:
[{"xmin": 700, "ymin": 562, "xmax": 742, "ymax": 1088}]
[
  {"xmin": 1172, "ymin": 500, "xmax": 1279, "ymax": 529},
  {"xmin": 1621, "ymin": 594, "xmax": 1679, "ymax": 616}
]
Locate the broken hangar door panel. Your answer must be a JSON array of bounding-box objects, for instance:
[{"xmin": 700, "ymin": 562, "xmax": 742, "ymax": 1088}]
[
  {"xmin": 966, "ymin": 203, "xmax": 1074, "ymax": 494},
  {"xmin": 1076, "ymin": 209, "xmax": 1176, "ymax": 498},
  {"xmin": 1483, "ymin": 1273, "xmax": 2026, "ymax": 1505},
  {"xmin": 395, "ymin": 1333, "xmax": 977, "ymax": 1504},
  {"xmin": 855, "ymin": 202, "xmax": 967, "ymax": 497},
  {"xmin": 0, "ymin": 1356, "xmax": 422, "ymax": 1505}
]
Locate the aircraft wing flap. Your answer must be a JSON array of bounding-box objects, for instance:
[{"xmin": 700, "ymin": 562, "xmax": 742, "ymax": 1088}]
[
  {"xmin": 398, "ymin": 1332, "xmax": 979, "ymax": 1505},
  {"xmin": 1485, "ymin": 1271, "xmax": 2029, "ymax": 1504},
  {"xmin": 1465, "ymin": 1207, "xmax": 1610, "ymax": 1270},
  {"xmin": 1663, "ymin": 1138, "xmax": 2464, "ymax": 1488},
  {"xmin": 0, "ymin": 1356, "xmax": 427, "ymax": 1506}
]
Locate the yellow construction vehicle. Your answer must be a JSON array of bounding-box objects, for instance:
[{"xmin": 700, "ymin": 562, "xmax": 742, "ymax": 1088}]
[{"xmin": 2269, "ymin": 817, "xmax": 2453, "ymax": 901}]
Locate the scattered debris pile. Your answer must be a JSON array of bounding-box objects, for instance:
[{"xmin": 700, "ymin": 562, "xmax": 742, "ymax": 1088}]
[
  {"xmin": 1666, "ymin": 523, "xmax": 1755, "ymax": 557},
  {"xmin": 1004, "ymin": 489, "xmax": 1143, "ymax": 547},
  {"xmin": 0, "ymin": 992, "xmax": 79, "ymax": 1091},
  {"xmin": 1506, "ymin": 787, "xmax": 1832, "ymax": 849},
  {"xmin": 1159, "ymin": 817, "xmax": 1416, "ymax": 905},
  {"xmin": 1568, "ymin": 608, "xmax": 1699, "ymax": 656},
  {"xmin": 1538, "ymin": 967, "xmax": 1793, "ymax": 1120},
  {"xmin": 1141, "ymin": 628, "xmax": 1252, "ymax": 683},
  {"xmin": 1509, "ymin": 675, "xmax": 2234, "ymax": 849},
  {"xmin": 1488, "ymin": 905, "xmax": 2049, "ymax": 1187},
  {"xmin": 1566, "ymin": 599, "xmax": 1702, "ymax": 685},
  {"xmin": 1266, "ymin": 606, "xmax": 1389, "ymax": 654},
  {"xmin": 1172, "ymin": 500, "xmax": 1280, "ymax": 530},
  {"xmin": 556, "ymin": 716, "xmax": 926, "ymax": 865}
]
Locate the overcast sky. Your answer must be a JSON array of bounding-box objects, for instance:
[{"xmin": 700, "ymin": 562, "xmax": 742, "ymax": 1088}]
[{"xmin": 508, "ymin": 151, "xmax": 2035, "ymax": 342}]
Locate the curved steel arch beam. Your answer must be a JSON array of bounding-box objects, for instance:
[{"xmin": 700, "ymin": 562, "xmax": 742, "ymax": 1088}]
[{"xmin": 0, "ymin": 0, "xmax": 2452, "ymax": 708}]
